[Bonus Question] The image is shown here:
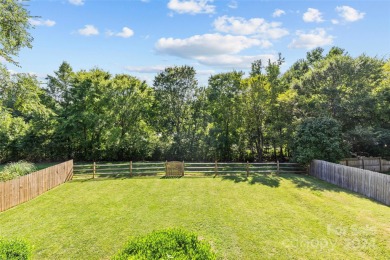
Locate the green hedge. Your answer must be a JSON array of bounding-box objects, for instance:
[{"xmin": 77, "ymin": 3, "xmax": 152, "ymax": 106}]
[
  {"xmin": 113, "ymin": 229, "xmax": 216, "ymax": 260},
  {"xmin": 0, "ymin": 238, "xmax": 32, "ymax": 260}
]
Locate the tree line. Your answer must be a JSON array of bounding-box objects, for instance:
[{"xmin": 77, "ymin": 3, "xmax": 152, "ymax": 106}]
[{"xmin": 1, "ymin": 47, "xmax": 389, "ymax": 164}]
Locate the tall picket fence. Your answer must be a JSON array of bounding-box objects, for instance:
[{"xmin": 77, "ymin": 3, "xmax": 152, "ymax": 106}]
[
  {"xmin": 0, "ymin": 160, "xmax": 73, "ymax": 212},
  {"xmin": 310, "ymin": 160, "xmax": 390, "ymax": 206}
]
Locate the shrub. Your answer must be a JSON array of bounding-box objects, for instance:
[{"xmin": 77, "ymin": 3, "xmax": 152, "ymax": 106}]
[
  {"xmin": 0, "ymin": 161, "xmax": 37, "ymax": 182},
  {"xmin": 112, "ymin": 229, "xmax": 216, "ymax": 260},
  {"xmin": 0, "ymin": 238, "xmax": 32, "ymax": 260},
  {"xmin": 292, "ymin": 117, "xmax": 346, "ymax": 165}
]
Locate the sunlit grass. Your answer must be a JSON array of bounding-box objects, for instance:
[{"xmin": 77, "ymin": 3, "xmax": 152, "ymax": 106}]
[{"xmin": 0, "ymin": 174, "xmax": 389, "ymax": 259}]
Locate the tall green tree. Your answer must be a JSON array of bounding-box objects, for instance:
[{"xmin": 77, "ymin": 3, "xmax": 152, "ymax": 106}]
[
  {"xmin": 153, "ymin": 66, "xmax": 199, "ymax": 160},
  {"xmin": 0, "ymin": 0, "xmax": 33, "ymax": 65},
  {"xmin": 105, "ymin": 74, "xmax": 156, "ymax": 160},
  {"xmin": 207, "ymin": 71, "xmax": 244, "ymax": 161}
]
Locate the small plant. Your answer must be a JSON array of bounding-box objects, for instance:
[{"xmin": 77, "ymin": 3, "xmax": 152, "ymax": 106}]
[
  {"xmin": 113, "ymin": 229, "xmax": 216, "ymax": 260},
  {"xmin": 0, "ymin": 238, "xmax": 32, "ymax": 260},
  {"xmin": 0, "ymin": 161, "xmax": 37, "ymax": 182}
]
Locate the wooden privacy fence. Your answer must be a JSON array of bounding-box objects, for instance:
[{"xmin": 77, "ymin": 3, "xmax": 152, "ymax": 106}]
[
  {"xmin": 310, "ymin": 160, "xmax": 390, "ymax": 206},
  {"xmin": 0, "ymin": 160, "xmax": 73, "ymax": 212},
  {"xmin": 339, "ymin": 157, "xmax": 390, "ymax": 172},
  {"xmin": 73, "ymin": 161, "xmax": 305, "ymax": 178}
]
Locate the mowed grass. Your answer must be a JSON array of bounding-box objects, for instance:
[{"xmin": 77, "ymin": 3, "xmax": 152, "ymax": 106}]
[{"xmin": 0, "ymin": 174, "xmax": 389, "ymax": 259}]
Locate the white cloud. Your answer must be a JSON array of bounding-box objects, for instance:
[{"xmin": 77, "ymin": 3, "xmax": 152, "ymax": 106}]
[
  {"xmin": 116, "ymin": 27, "xmax": 134, "ymax": 38},
  {"xmin": 228, "ymin": 1, "xmax": 238, "ymax": 9},
  {"xmin": 78, "ymin": 25, "xmax": 99, "ymax": 36},
  {"xmin": 303, "ymin": 8, "xmax": 324, "ymax": 23},
  {"xmin": 336, "ymin": 6, "xmax": 365, "ymax": 22},
  {"xmin": 289, "ymin": 28, "xmax": 334, "ymax": 49},
  {"xmin": 29, "ymin": 18, "xmax": 56, "ymax": 27},
  {"xmin": 331, "ymin": 19, "xmax": 339, "ymax": 25},
  {"xmin": 69, "ymin": 0, "xmax": 84, "ymax": 6},
  {"xmin": 155, "ymin": 33, "xmax": 275, "ymax": 69},
  {"xmin": 125, "ymin": 65, "xmax": 215, "ymax": 76},
  {"xmin": 196, "ymin": 54, "xmax": 276, "ymax": 68},
  {"xmin": 156, "ymin": 33, "xmax": 270, "ymax": 59},
  {"xmin": 0, "ymin": 56, "xmax": 6, "ymax": 63},
  {"xmin": 167, "ymin": 0, "xmax": 215, "ymax": 14},
  {"xmin": 106, "ymin": 27, "xmax": 134, "ymax": 38},
  {"xmin": 272, "ymin": 9, "xmax": 285, "ymax": 18},
  {"xmin": 125, "ymin": 65, "xmax": 166, "ymax": 73},
  {"xmin": 213, "ymin": 16, "xmax": 289, "ymax": 39}
]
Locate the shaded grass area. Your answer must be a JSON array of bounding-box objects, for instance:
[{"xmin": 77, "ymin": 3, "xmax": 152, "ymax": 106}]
[{"xmin": 0, "ymin": 174, "xmax": 389, "ymax": 259}]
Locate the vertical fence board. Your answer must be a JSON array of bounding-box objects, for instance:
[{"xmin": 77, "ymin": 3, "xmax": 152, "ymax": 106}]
[{"xmin": 310, "ymin": 160, "xmax": 390, "ymax": 206}]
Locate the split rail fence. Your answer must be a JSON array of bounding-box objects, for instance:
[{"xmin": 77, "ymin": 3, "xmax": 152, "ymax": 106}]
[
  {"xmin": 0, "ymin": 160, "xmax": 73, "ymax": 212},
  {"xmin": 73, "ymin": 161, "xmax": 305, "ymax": 178},
  {"xmin": 339, "ymin": 157, "xmax": 390, "ymax": 172},
  {"xmin": 310, "ymin": 160, "xmax": 390, "ymax": 206}
]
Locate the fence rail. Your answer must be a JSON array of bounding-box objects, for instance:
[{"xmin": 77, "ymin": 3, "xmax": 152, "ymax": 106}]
[
  {"xmin": 73, "ymin": 161, "xmax": 305, "ymax": 178},
  {"xmin": 310, "ymin": 160, "xmax": 390, "ymax": 206},
  {"xmin": 339, "ymin": 157, "xmax": 390, "ymax": 172},
  {"xmin": 0, "ymin": 160, "xmax": 73, "ymax": 212}
]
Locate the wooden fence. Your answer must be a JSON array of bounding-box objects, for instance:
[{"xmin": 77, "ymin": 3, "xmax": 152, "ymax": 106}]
[
  {"xmin": 0, "ymin": 160, "xmax": 73, "ymax": 212},
  {"xmin": 339, "ymin": 157, "xmax": 390, "ymax": 172},
  {"xmin": 73, "ymin": 161, "xmax": 305, "ymax": 178},
  {"xmin": 310, "ymin": 160, "xmax": 390, "ymax": 206}
]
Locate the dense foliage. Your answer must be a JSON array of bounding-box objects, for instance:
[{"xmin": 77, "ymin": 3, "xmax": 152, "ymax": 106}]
[
  {"xmin": 112, "ymin": 229, "xmax": 216, "ymax": 260},
  {"xmin": 292, "ymin": 117, "xmax": 345, "ymax": 164},
  {"xmin": 0, "ymin": 161, "xmax": 36, "ymax": 181},
  {"xmin": 0, "ymin": 0, "xmax": 33, "ymax": 65},
  {"xmin": 0, "ymin": 238, "xmax": 32, "ymax": 259},
  {"xmin": 0, "ymin": 48, "xmax": 389, "ymax": 162}
]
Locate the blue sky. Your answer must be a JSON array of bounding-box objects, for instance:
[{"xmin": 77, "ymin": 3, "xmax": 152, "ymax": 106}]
[{"xmin": 3, "ymin": 0, "xmax": 390, "ymax": 84}]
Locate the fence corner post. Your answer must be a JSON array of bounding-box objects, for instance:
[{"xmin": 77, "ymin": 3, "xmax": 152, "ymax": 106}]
[
  {"xmin": 93, "ymin": 162, "xmax": 96, "ymax": 179},
  {"xmin": 277, "ymin": 160, "xmax": 280, "ymax": 174}
]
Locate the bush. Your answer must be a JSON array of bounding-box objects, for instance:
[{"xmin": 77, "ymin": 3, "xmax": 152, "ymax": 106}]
[
  {"xmin": 292, "ymin": 117, "xmax": 346, "ymax": 165},
  {"xmin": 0, "ymin": 238, "xmax": 32, "ymax": 260},
  {"xmin": 112, "ymin": 229, "xmax": 216, "ymax": 260},
  {"xmin": 0, "ymin": 161, "xmax": 37, "ymax": 182}
]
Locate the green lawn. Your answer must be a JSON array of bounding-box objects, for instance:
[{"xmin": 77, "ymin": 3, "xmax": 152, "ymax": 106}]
[{"xmin": 0, "ymin": 174, "xmax": 389, "ymax": 259}]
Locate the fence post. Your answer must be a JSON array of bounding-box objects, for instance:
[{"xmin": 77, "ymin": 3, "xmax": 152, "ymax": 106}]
[
  {"xmin": 277, "ymin": 160, "xmax": 280, "ymax": 174},
  {"xmin": 214, "ymin": 160, "xmax": 218, "ymax": 178},
  {"xmin": 165, "ymin": 160, "xmax": 168, "ymax": 176},
  {"xmin": 93, "ymin": 162, "xmax": 96, "ymax": 179},
  {"xmin": 362, "ymin": 158, "xmax": 365, "ymax": 169},
  {"xmin": 182, "ymin": 161, "xmax": 185, "ymax": 176},
  {"xmin": 130, "ymin": 161, "xmax": 133, "ymax": 177},
  {"xmin": 246, "ymin": 161, "xmax": 249, "ymax": 178},
  {"xmin": 346, "ymin": 159, "xmax": 349, "ymax": 166},
  {"xmin": 379, "ymin": 158, "xmax": 382, "ymax": 172}
]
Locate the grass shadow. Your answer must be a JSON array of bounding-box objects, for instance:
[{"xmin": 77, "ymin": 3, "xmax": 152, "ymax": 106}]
[
  {"xmin": 280, "ymin": 174, "xmax": 339, "ymax": 192},
  {"xmin": 160, "ymin": 176, "xmax": 183, "ymax": 179},
  {"xmin": 221, "ymin": 173, "xmax": 281, "ymax": 188},
  {"xmin": 248, "ymin": 174, "xmax": 281, "ymax": 187},
  {"xmin": 221, "ymin": 175, "xmax": 248, "ymax": 183}
]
